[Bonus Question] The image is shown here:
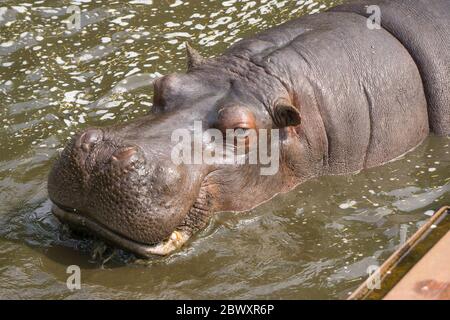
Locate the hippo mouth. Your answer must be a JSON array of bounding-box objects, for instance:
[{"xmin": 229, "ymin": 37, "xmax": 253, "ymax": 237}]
[{"xmin": 52, "ymin": 204, "xmax": 190, "ymax": 258}]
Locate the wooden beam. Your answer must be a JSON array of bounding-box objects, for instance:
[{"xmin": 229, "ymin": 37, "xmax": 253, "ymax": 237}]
[{"xmin": 384, "ymin": 231, "xmax": 450, "ymax": 300}]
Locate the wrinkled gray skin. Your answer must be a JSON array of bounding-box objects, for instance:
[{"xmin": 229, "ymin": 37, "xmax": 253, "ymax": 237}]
[{"xmin": 48, "ymin": 0, "xmax": 450, "ymax": 257}]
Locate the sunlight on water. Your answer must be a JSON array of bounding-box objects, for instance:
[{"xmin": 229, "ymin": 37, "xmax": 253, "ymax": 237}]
[{"xmin": 0, "ymin": 0, "xmax": 449, "ymax": 299}]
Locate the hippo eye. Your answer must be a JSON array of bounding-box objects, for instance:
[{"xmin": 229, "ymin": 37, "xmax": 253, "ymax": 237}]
[
  {"xmin": 234, "ymin": 127, "xmax": 250, "ymax": 138},
  {"xmin": 214, "ymin": 105, "xmax": 257, "ymax": 143}
]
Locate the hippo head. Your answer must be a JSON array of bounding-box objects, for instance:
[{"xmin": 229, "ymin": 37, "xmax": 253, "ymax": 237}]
[{"xmin": 48, "ymin": 46, "xmax": 316, "ymax": 257}]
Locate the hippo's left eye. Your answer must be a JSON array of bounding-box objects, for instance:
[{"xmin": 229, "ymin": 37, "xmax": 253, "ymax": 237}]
[
  {"xmin": 213, "ymin": 105, "xmax": 257, "ymax": 143},
  {"xmin": 234, "ymin": 127, "xmax": 251, "ymax": 138}
]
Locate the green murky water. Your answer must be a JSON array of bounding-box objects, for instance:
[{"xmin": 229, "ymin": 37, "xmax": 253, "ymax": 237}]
[{"xmin": 0, "ymin": 0, "xmax": 449, "ymax": 299}]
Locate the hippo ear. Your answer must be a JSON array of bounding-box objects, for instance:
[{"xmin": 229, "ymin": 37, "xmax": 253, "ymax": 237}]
[
  {"xmin": 274, "ymin": 102, "xmax": 302, "ymax": 128},
  {"xmin": 185, "ymin": 42, "xmax": 205, "ymax": 71}
]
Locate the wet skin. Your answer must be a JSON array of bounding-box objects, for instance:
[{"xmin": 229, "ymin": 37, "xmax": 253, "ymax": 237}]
[{"xmin": 48, "ymin": 0, "xmax": 450, "ymax": 257}]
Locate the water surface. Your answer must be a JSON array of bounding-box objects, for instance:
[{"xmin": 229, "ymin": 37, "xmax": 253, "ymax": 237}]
[{"xmin": 1, "ymin": 0, "xmax": 449, "ymax": 299}]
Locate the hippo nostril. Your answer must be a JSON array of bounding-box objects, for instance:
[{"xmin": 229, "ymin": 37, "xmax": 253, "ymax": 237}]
[
  {"xmin": 76, "ymin": 129, "xmax": 103, "ymax": 150},
  {"xmin": 111, "ymin": 146, "xmax": 142, "ymax": 168},
  {"xmin": 112, "ymin": 146, "xmax": 137, "ymax": 161}
]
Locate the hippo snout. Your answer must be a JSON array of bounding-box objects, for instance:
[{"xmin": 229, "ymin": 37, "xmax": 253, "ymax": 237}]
[{"xmin": 48, "ymin": 127, "xmax": 199, "ymax": 250}]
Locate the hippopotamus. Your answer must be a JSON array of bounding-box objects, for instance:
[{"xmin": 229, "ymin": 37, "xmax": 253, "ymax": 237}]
[{"xmin": 48, "ymin": 0, "xmax": 450, "ymax": 257}]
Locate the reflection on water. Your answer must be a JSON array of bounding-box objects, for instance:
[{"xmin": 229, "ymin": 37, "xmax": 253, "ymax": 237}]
[{"xmin": 0, "ymin": 0, "xmax": 449, "ymax": 299}]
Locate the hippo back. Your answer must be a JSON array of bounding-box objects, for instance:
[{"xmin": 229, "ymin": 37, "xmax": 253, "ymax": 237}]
[
  {"xmin": 331, "ymin": 0, "xmax": 450, "ymax": 135},
  {"xmin": 223, "ymin": 10, "xmax": 430, "ymax": 173}
]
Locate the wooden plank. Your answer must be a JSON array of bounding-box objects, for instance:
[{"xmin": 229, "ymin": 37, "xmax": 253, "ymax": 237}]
[
  {"xmin": 348, "ymin": 206, "xmax": 449, "ymax": 300},
  {"xmin": 384, "ymin": 231, "xmax": 450, "ymax": 300}
]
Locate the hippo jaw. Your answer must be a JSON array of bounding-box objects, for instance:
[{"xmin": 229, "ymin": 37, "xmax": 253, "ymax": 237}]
[{"xmin": 51, "ymin": 204, "xmax": 190, "ymax": 257}]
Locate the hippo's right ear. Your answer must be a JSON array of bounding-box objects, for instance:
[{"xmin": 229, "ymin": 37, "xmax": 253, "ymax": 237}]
[
  {"xmin": 273, "ymin": 101, "xmax": 302, "ymax": 128},
  {"xmin": 185, "ymin": 42, "xmax": 206, "ymax": 71}
]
